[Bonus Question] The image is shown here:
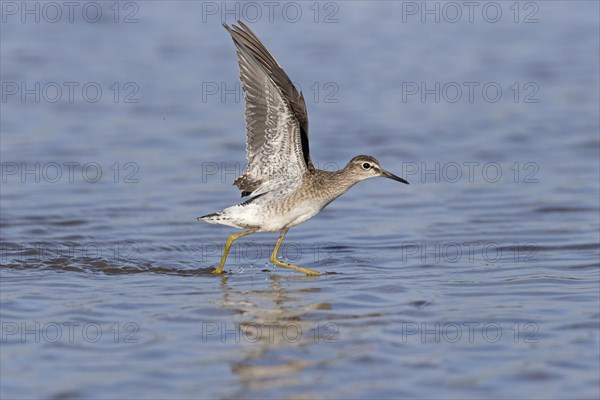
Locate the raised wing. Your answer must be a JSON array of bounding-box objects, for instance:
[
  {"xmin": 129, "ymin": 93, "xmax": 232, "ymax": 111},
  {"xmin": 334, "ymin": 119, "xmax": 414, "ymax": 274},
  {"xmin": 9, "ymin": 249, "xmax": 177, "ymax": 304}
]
[{"xmin": 223, "ymin": 21, "xmax": 313, "ymax": 197}]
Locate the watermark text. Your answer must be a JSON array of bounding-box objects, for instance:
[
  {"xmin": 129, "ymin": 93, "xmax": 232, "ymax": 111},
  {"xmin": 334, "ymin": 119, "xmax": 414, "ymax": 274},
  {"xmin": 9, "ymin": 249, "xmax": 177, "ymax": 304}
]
[
  {"xmin": 1, "ymin": 242, "xmax": 139, "ymax": 264},
  {"xmin": 201, "ymin": 1, "xmax": 340, "ymax": 24},
  {"xmin": 1, "ymin": 1, "xmax": 139, "ymax": 23},
  {"xmin": 1, "ymin": 82, "xmax": 139, "ymax": 104},
  {"xmin": 201, "ymin": 321, "xmax": 338, "ymax": 343},
  {"xmin": 401, "ymin": 82, "xmax": 539, "ymax": 103},
  {"xmin": 2, "ymin": 321, "xmax": 139, "ymax": 343},
  {"xmin": 1, "ymin": 162, "xmax": 140, "ymax": 184},
  {"xmin": 400, "ymin": 1, "xmax": 539, "ymax": 24}
]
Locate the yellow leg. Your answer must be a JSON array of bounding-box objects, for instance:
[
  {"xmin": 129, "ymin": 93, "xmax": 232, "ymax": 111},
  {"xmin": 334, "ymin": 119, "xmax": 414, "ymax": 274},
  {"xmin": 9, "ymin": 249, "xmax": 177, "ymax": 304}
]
[
  {"xmin": 269, "ymin": 229, "xmax": 320, "ymax": 276},
  {"xmin": 212, "ymin": 230, "xmax": 256, "ymax": 274}
]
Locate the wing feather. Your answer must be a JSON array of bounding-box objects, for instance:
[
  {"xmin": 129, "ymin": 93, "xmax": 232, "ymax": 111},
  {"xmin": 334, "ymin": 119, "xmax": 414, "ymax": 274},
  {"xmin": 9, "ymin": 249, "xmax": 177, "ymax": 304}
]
[{"xmin": 223, "ymin": 21, "xmax": 313, "ymax": 197}]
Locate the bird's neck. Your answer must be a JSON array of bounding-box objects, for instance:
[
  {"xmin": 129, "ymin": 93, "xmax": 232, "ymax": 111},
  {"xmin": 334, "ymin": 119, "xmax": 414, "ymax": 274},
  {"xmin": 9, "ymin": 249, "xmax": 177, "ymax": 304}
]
[{"xmin": 315, "ymin": 165, "xmax": 362, "ymax": 200}]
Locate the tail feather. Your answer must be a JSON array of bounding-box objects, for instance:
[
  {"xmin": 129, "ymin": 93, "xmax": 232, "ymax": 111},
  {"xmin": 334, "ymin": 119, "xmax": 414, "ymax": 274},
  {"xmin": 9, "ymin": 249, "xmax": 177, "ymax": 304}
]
[
  {"xmin": 197, "ymin": 210, "xmax": 244, "ymax": 229},
  {"xmin": 197, "ymin": 212, "xmax": 219, "ymax": 221},
  {"xmin": 197, "ymin": 212, "xmax": 228, "ymax": 225}
]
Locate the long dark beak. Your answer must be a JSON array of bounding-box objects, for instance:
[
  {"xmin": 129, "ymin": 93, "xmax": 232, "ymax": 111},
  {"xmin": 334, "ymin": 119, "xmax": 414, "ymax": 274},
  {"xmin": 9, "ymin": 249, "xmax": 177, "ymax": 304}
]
[{"xmin": 381, "ymin": 169, "xmax": 409, "ymax": 184}]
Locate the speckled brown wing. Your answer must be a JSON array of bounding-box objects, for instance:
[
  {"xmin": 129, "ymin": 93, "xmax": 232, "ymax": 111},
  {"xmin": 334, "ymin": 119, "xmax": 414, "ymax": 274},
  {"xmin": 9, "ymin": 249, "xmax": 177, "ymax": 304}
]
[{"xmin": 223, "ymin": 21, "xmax": 313, "ymax": 197}]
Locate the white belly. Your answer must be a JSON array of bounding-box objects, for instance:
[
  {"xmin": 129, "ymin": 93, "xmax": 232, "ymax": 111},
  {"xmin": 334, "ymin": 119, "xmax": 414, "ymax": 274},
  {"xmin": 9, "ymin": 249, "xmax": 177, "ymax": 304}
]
[
  {"xmin": 281, "ymin": 201, "xmax": 322, "ymax": 228},
  {"xmin": 218, "ymin": 199, "xmax": 322, "ymax": 232}
]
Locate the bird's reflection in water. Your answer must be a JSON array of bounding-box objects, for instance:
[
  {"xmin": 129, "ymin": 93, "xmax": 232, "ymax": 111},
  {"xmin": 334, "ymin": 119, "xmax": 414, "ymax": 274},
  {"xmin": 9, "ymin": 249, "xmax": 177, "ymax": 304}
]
[{"xmin": 216, "ymin": 275, "xmax": 338, "ymax": 391}]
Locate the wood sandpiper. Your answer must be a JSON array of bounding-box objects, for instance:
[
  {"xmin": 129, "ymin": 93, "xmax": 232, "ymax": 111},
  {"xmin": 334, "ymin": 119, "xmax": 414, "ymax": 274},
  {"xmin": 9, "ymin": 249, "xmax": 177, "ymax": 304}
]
[{"xmin": 199, "ymin": 21, "xmax": 409, "ymax": 276}]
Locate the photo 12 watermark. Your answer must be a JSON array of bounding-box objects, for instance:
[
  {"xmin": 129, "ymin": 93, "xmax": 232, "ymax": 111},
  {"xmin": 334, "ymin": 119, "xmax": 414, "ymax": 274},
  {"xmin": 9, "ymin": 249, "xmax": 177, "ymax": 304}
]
[
  {"xmin": 1, "ymin": 82, "xmax": 140, "ymax": 104},
  {"xmin": 1, "ymin": 241, "xmax": 139, "ymax": 264},
  {"xmin": 400, "ymin": 162, "xmax": 540, "ymax": 184},
  {"xmin": 1, "ymin": 321, "xmax": 139, "ymax": 344},
  {"xmin": 201, "ymin": 1, "xmax": 340, "ymax": 24},
  {"xmin": 400, "ymin": 1, "xmax": 540, "ymax": 24},
  {"xmin": 201, "ymin": 321, "xmax": 338, "ymax": 343},
  {"xmin": 1, "ymin": 162, "xmax": 140, "ymax": 184},
  {"xmin": 1, "ymin": 1, "xmax": 140, "ymax": 24},
  {"xmin": 198, "ymin": 241, "xmax": 339, "ymax": 266},
  {"xmin": 199, "ymin": 161, "xmax": 341, "ymax": 184},
  {"xmin": 399, "ymin": 242, "xmax": 539, "ymax": 264},
  {"xmin": 201, "ymin": 81, "xmax": 339, "ymax": 104},
  {"xmin": 401, "ymin": 82, "xmax": 540, "ymax": 104},
  {"xmin": 399, "ymin": 322, "xmax": 539, "ymax": 344}
]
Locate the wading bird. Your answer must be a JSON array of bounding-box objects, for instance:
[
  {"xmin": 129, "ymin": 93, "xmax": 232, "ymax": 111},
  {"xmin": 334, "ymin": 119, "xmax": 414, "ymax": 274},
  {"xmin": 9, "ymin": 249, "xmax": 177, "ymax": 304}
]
[{"xmin": 199, "ymin": 21, "xmax": 409, "ymax": 275}]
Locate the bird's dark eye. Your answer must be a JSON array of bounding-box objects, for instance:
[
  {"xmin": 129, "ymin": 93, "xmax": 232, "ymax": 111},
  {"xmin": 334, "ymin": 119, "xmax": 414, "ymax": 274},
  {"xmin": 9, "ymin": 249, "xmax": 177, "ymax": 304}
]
[{"xmin": 362, "ymin": 162, "xmax": 371, "ymax": 170}]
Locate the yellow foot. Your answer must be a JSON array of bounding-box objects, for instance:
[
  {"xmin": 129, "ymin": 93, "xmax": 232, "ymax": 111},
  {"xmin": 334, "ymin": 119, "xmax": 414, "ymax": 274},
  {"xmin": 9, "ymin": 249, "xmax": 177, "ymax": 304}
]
[
  {"xmin": 270, "ymin": 258, "xmax": 321, "ymax": 276},
  {"xmin": 211, "ymin": 229, "xmax": 257, "ymax": 275}
]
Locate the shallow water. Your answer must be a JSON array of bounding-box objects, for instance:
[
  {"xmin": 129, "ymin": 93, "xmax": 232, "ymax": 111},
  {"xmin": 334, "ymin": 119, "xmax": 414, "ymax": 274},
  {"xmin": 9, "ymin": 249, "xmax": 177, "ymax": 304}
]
[{"xmin": 1, "ymin": 1, "xmax": 599, "ymax": 399}]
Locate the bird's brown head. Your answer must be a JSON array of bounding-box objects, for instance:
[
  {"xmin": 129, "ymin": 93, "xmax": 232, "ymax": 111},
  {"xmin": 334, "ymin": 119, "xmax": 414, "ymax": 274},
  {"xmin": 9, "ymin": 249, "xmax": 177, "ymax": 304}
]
[{"xmin": 346, "ymin": 155, "xmax": 409, "ymax": 184}]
